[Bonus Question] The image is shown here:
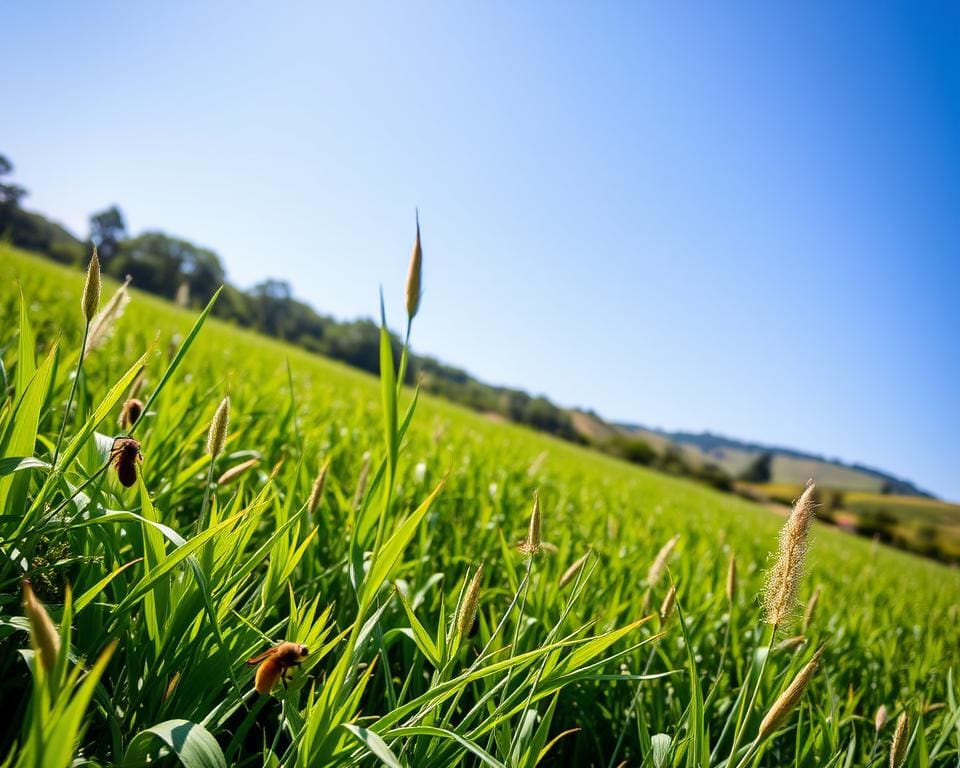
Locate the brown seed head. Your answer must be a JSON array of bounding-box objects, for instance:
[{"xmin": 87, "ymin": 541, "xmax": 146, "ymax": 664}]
[
  {"xmin": 119, "ymin": 398, "xmax": 144, "ymax": 431},
  {"xmin": 757, "ymin": 644, "xmax": 824, "ymax": 739},
  {"xmin": 560, "ymin": 551, "xmax": 590, "ymax": 588},
  {"xmin": 405, "ymin": 211, "xmax": 423, "ymax": 319},
  {"xmin": 206, "ymin": 396, "xmax": 230, "ymax": 458},
  {"xmin": 659, "ymin": 585, "xmax": 677, "ymax": 624},
  {"xmin": 218, "ymin": 458, "xmax": 259, "ymax": 486},
  {"xmin": 520, "ymin": 491, "xmax": 542, "ymax": 556},
  {"xmin": 82, "ymin": 248, "xmax": 101, "ymax": 322},
  {"xmin": 647, "ymin": 534, "xmax": 680, "ymax": 586},
  {"xmin": 84, "ymin": 275, "xmax": 131, "ymax": 358},
  {"xmin": 22, "ymin": 580, "xmax": 60, "ymax": 673},
  {"xmin": 456, "ymin": 562, "xmax": 484, "ymax": 637},
  {"xmin": 763, "ymin": 482, "xmax": 817, "ymax": 626},
  {"xmin": 875, "ymin": 704, "xmax": 889, "ymax": 733},
  {"xmin": 889, "ymin": 712, "xmax": 909, "ymax": 768}
]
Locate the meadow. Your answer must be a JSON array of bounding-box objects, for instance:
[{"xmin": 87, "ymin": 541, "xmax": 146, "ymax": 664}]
[{"xmin": 1, "ymin": 244, "xmax": 958, "ymax": 767}]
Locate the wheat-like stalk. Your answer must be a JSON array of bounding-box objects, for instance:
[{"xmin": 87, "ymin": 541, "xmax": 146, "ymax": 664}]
[
  {"xmin": 659, "ymin": 584, "xmax": 677, "ymax": 624},
  {"xmin": 82, "ymin": 247, "xmax": 101, "ymax": 322},
  {"xmin": 520, "ymin": 491, "xmax": 542, "ymax": 556},
  {"xmin": 206, "ymin": 396, "xmax": 230, "ymax": 458},
  {"xmin": 875, "ymin": 704, "xmax": 888, "ymax": 733},
  {"xmin": 405, "ymin": 211, "xmax": 423, "ymax": 320},
  {"xmin": 218, "ymin": 458, "xmax": 259, "ymax": 486},
  {"xmin": 84, "ymin": 275, "xmax": 131, "ymax": 358},
  {"xmin": 802, "ymin": 584, "xmax": 822, "ymax": 630},
  {"xmin": 456, "ymin": 562, "xmax": 484, "ymax": 636},
  {"xmin": 560, "ymin": 551, "xmax": 590, "ymax": 588},
  {"xmin": 757, "ymin": 644, "xmax": 824, "ymax": 739},
  {"xmin": 647, "ymin": 534, "xmax": 680, "ymax": 586},
  {"xmin": 22, "ymin": 580, "xmax": 60, "ymax": 673},
  {"xmin": 763, "ymin": 482, "xmax": 817, "ymax": 626},
  {"xmin": 726, "ymin": 552, "xmax": 737, "ymax": 603},
  {"xmin": 889, "ymin": 712, "xmax": 909, "ymax": 768}
]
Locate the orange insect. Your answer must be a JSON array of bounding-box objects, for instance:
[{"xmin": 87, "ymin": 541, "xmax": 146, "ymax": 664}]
[
  {"xmin": 110, "ymin": 437, "xmax": 142, "ymax": 488},
  {"xmin": 246, "ymin": 641, "xmax": 309, "ymax": 694}
]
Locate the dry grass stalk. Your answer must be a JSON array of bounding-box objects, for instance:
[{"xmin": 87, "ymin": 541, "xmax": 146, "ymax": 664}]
[
  {"xmin": 405, "ymin": 211, "xmax": 422, "ymax": 319},
  {"xmin": 560, "ymin": 551, "xmax": 590, "ymax": 588},
  {"xmin": 307, "ymin": 459, "xmax": 331, "ymax": 516},
  {"xmin": 218, "ymin": 458, "xmax": 259, "ymax": 486},
  {"xmin": 22, "ymin": 580, "xmax": 60, "ymax": 673},
  {"xmin": 647, "ymin": 534, "xmax": 680, "ymax": 586},
  {"xmin": 763, "ymin": 482, "xmax": 817, "ymax": 626},
  {"xmin": 659, "ymin": 585, "xmax": 677, "ymax": 624},
  {"xmin": 456, "ymin": 562, "xmax": 484, "ymax": 636},
  {"xmin": 889, "ymin": 712, "xmax": 909, "ymax": 768},
  {"xmin": 757, "ymin": 644, "xmax": 824, "ymax": 739},
  {"xmin": 802, "ymin": 584, "xmax": 822, "ymax": 630},
  {"xmin": 520, "ymin": 491, "xmax": 542, "ymax": 556},
  {"xmin": 84, "ymin": 275, "xmax": 131, "ymax": 358},
  {"xmin": 775, "ymin": 634, "xmax": 807, "ymax": 652},
  {"xmin": 352, "ymin": 451, "xmax": 372, "ymax": 510},
  {"xmin": 726, "ymin": 552, "xmax": 737, "ymax": 603},
  {"xmin": 82, "ymin": 247, "xmax": 101, "ymax": 322}
]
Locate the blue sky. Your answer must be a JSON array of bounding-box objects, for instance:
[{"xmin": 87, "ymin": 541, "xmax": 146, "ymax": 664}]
[{"xmin": 5, "ymin": 2, "xmax": 959, "ymax": 499}]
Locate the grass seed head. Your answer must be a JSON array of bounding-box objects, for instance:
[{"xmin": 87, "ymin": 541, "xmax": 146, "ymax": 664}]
[
  {"xmin": 119, "ymin": 397, "xmax": 144, "ymax": 431},
  {"xmin": 82, "ymin": 247, "xmax": 101, "ymax": 322},
  {"xmin": 308, "ymin": 459, "xmax": 330, "ymax": 516},
  {"xmin": 560, "ymin": 550, "xmax": 590, "ymax": 588},
  {"xmin": 889, "ymin": 712, "xmax": 909, "ymax": 768},
  {"xmin": 84, "ymin": 275, "xmax": 131, "ymax": 358},
  {"xmin": 218, "ymin": 458, "xmax": 259, "ymax": 486},
  {"xmin": 456, "ymin": 562, "xmax": 484, "ymax": 637},
  {"xmin": 520, "ymin": 491, "xmax": 542, "ymax": 556},
  {"xmin": 757, "ymin": 644, "xmax": 824, "ymax": 739},
  {"xmin": 875, "ymin": 704, "xmax": 888, "ymax": 733},
  {"xmin": 22, "ymin": 580, "xmax": 60, "ymax": 673},
  {"xmin": 763, "ymin": 482, "xmax": 817, "ymax": 626},
  {"xmin": 206, "ymin": 396, "xmax": 230, "ymax": 458},
  {"xmin": 659, "ymin": 584, "xmax": 677, "ymax": 624},
  {"xmin": 647, "ymin": 534, "xmax": 680, "ymax": 586},
  {"xmin": 405, "ymin": 211, "xmax": 423, "ymax": 320}
]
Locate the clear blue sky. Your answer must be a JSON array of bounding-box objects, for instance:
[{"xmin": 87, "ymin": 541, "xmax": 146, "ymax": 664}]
[{"xmin": 5, "ymin": 2, "xmax": 959, "ymax": 499}]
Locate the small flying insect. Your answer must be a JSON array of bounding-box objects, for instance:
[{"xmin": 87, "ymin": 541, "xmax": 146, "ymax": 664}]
[
  {"xmin": 110, "ymin": 436, "xmax": 142, "ymax": 488},
  {"xmin": 246, "ymin": 641, "xmax": 309, "ymax": 694}
]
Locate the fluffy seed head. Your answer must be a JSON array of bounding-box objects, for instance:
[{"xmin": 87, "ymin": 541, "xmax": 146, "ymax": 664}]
[
  {"xmin": 308, "ymin": 459, "xmax": 330, "ymax": 517},
  {"xmin": 757, "ymin": 644, "xmax": 824, "ymax": 739},
  {"xmin": 647, "ymin": 534, "xmax": 680, "ymax": 586},
  {"xmin": 206, "ymin": 396, "xmax": 230, "ymax": 458},
  {"xmin": 560, "ymin": 551, "xmax": 590, "ymax": 588},
  {"xmin": 520, "ymin": 491, "xmax": 542, "ymax": 556},
  {"xmin": 763, "ymin": 482, "xmax": 817, "ymax": 626},
  {"xmin": 889, "ymin": 712, "xmax": 909, "ymax": 768},
  {"xmin": 118, "ymin": 398, "xmax": 144, "ymax": 431},
  {"xmin": 82, "ymin": 248, "xmax": 101, "ymax": 322},
  {"xmin": 456, "ymin": 562, "xmax": 484, "ymax": 637},
  {"xmin": 218, "ymin": 458, "xmax": 259, "ymax": 486},
  {"xmin": 659, "ymin": 585, "xmax": 677, "ymax": 624},
  {"xmin": 22, "ymin": 580, "xmax": 60, "ymax": 673},
  {"xmin": 405, "ymin": 211, "xmax": 423, "ymax": 319},
  {"xmin": 875, "ymin": 704, "xmax": 889, "ymax": 733},
  {"xmin": 726, "ymin": 552, "xmax": 737, "ymax": 603},
  {"xmin": 84, "ymin": 275, "xmax": 131, "ymax": 358}
]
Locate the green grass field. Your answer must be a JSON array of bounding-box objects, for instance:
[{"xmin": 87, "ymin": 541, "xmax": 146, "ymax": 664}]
[{"xmin": 1, "ymin": 244, "xmax": 958, "ymax": 767}]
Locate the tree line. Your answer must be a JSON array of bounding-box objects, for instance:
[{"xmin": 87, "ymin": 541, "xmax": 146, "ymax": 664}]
[{"xmin": 0, "ymin": 154, "xmax": 582, "ymax": 442}]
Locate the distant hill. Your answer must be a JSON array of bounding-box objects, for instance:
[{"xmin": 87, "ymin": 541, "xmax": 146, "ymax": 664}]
[{"xmin": 615, "ymin": 424, "xmax": 932, "ymax": 497}]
